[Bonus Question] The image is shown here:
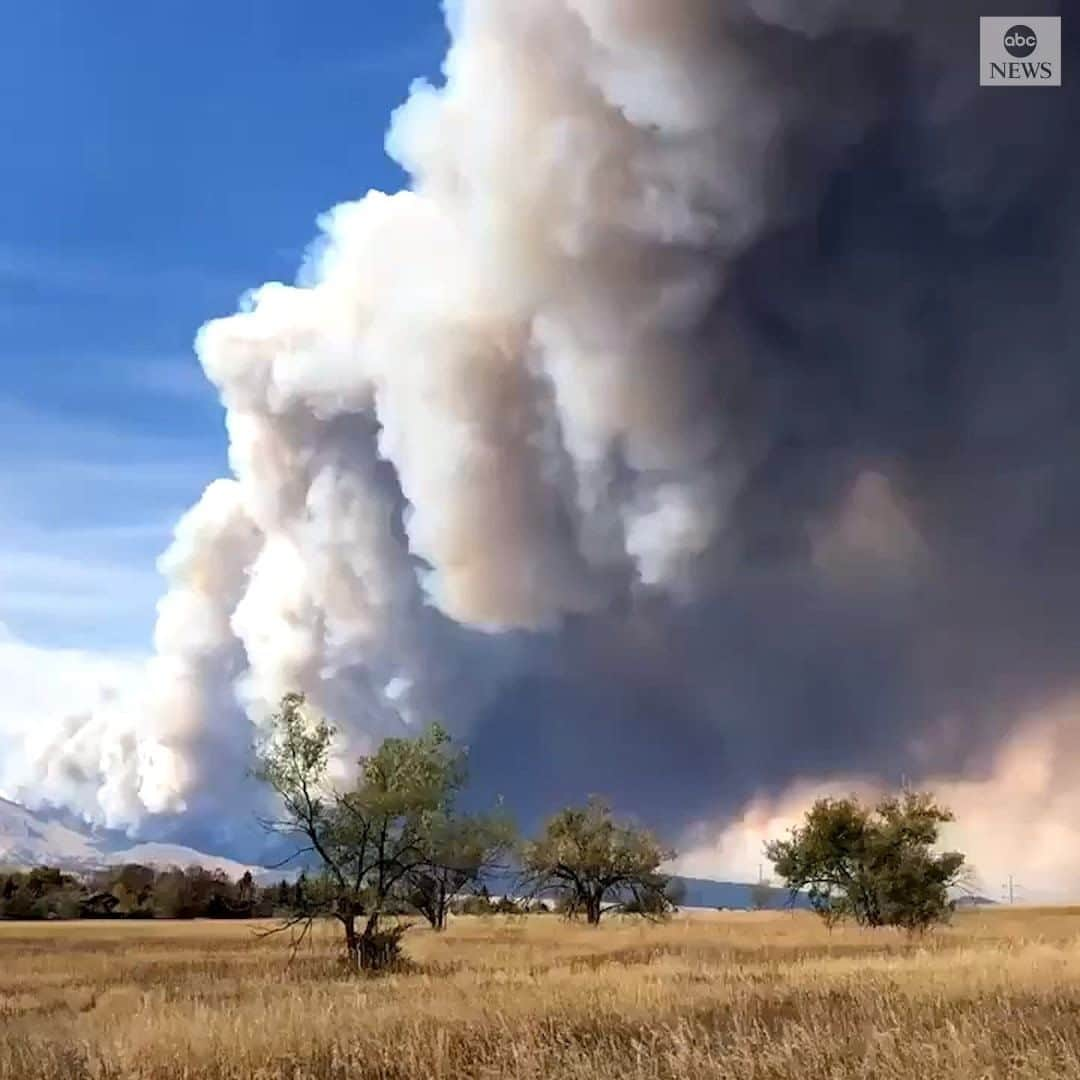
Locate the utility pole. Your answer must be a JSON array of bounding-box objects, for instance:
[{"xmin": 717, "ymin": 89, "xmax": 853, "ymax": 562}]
[{"xmin": 1003, "ymin": 875, "xmax": 1017, "ymax": 905}]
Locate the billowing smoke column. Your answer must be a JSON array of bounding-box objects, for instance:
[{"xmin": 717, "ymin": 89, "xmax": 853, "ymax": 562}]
[{"xmin": 16, "ymin": 0, "xmax": 1080, "ymax": 889}]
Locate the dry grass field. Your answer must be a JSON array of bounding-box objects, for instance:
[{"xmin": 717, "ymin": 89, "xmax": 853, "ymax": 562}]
[{"xmin": 1, "ymin": 908, "xmax": 1079, "ymax": 1079}]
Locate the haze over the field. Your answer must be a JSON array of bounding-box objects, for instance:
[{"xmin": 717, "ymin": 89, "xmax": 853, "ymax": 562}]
[{"xmin": 4, "ymin": 0, "xmax": 1077, "ymax": 896}]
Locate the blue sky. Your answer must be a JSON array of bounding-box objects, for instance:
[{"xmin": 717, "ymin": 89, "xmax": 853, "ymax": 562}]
[{"xmin": 0, "ymin": 1, "xmax": 448, "ymax": 651}]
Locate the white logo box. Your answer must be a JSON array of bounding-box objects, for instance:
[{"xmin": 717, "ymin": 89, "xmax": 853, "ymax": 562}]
[{"xmin": 980, "ymin": 16, "xmax": 1062, "ymax": 87}]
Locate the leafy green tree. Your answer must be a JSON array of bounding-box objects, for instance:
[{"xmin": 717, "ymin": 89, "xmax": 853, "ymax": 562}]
[
  {"xmin": 520, "ymin": 799, "xmax": 676, "ymax": 925},
  {"xmin": 79, "ymin": 890, "xmax": 121, "ymax": 918},
  {"xmin": 154, "ymin": 868, "xmax": 199, "ymax": 919},
  {"xmin": 26, "ymin": 867, "xmax": 68, "ymax": 898},
  {"xmin": 256, "ymin": 692, "xmax": 465, "ymax": 969},
  {"xmin": 405, "ymin": 809, "xmax": 516, "ymax": 931},
  {"xmin": 624, "ymin": 876, "xmax": 686, "ymax": 916},
  {"xmin": 275, "ymin": 879, "xmax": 290, "ymax": 908},
  {"xmin": 2, "ymin": 879, "xmax": 34, "ymax": 919},
  {"xmin": 765, "ymin": 791, "xmax": 966, "ymax": 932},
  {"xmin": 234, "ymin": 870, "xmax": 256, "ymax": 917},
  {"xmin": 293, "ymin": 872, "xmax": 308, "ymax": 910},
  {"xmin": 109, "ymin": 864, "xmax": 156, "ymax": 914}
]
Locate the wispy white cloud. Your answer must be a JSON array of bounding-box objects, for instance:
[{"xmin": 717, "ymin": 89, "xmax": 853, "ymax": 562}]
[
  {"xmin": 7, "ymin": 353, "xmax": 221, "ymax": 407},
  {"xmin": 0, "ymin": 397, "xmax": 219, "ymax": 649},
  {"xmin": 0, "ymin": 394, "xmax": 216, "ymax": 463},
  {"xmin": 128, "ymin": 356, "xmax": 220, "ymax": 402},
  {"xmin": 0, "ymin": 546, "xmax": 163, "ymax": 640},
  {"xmin": 0, "ymin": 245, "xmax": 249, "ymax": 305}
]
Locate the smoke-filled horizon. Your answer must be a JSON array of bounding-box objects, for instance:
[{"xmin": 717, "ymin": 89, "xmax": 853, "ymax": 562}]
[{"xmin": 7, "ymin": 0, "xmax": 1079, "ymax": 895}]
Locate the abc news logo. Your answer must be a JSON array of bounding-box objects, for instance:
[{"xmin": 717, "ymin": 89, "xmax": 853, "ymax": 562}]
[{"xmin": 981, "ymin": 17, "xmax": 1062, "ymax": 86}]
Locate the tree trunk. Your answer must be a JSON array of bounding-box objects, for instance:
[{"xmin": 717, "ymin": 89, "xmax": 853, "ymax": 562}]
[
  {"xmin": 342, "ymin": 913, "xmax": 360, "ymax": 971},
  {"xmin": 364, "ymin": 911, "xmax": 380, "ymax": 937},
  {"xmin": 586, "ymin": 892, "xmax": 603, "ymax": 926},
  {"xmin": 435, "ymin": 883, "xmax": 447, "ymax": 932},
  {"xmin": 357, "ymin": 911, "xmax": 381, "ymax": 970}
]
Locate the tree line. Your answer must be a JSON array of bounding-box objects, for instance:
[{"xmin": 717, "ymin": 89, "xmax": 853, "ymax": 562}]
[
  {"xmin": 0, "ymin": 863, "xmax": 280, "ymax": 921},
  {"xmin": 0, "ymin": 862, "xmax": 576, "ymax": 923},
  {"xmin": 4, "ymin": 693, "xmax": 970, "ymax": 963},
  {"xmin": 256, "ymin": 693, "xmax": 969, "ymax": 970},
  {"xmin": 256, "ymin": 695, "xmax": 680, "ymax": 968}
]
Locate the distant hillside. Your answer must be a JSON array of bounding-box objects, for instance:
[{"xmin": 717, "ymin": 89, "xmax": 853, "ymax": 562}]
[
  {"xmin": 0, "ymin": 798, "xmax": 271, "ymax": 881},
  {"xmin": 0, "ymin": 797, "xmax": 104, "ymax": 870},
  {"xmin": 0, "ymin": 798, "xmax": 816, "ymax": 909},
  {"xmin": 676, "ymin": 876, "xmax": 811, "ymax": 911},
  {"xmin": 483, "ymin": 869, "xmax": 810, "ymax": 912},
  {"xmin": 103, "ymin": 843, "xmax": 272, "ymax": 882},
  {"xmin": 953, "ymin": 894, "xmax": 998, "ymax": 908}
]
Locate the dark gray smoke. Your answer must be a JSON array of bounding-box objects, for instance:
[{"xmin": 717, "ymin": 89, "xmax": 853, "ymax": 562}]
[{"xmin": 462, "ymin": 0, "xmax": 1080, "ymax": 835}]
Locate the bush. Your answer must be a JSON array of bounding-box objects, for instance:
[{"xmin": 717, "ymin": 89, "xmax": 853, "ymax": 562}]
[
  {"xmin": 452, "ymin": 894, "xmax": 495, "ymax": 916},
  {"xmin": 355, "ymin": 926, "xmax": 407, "ymax": 972}
]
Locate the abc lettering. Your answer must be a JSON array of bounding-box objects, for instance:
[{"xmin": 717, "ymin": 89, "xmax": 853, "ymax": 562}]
[
  {"xmin": 1005, "ymin": 33, "xmax": 1037, "ymax": 49},
  {"xmin": 989, "ymin": 61, "xmax": 1053, "ymax": 79}
]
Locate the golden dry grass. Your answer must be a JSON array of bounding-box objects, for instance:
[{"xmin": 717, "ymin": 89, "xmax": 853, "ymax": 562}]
[{"xmin": 1, "ymin": 908, "xmax": 1079, "ymax": 1078}]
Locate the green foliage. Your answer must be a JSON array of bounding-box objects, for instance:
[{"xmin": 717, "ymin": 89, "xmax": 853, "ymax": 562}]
[
  {"xmin": 405, "ymin": 808, "xmax": 517, "ymax": 930},
  {"xmin": 0, "ymin": 863, "xmax": 277, "ymax": 922},
  {"xmin": 106, "ymin": 864, "xmax": 156, "ymax": 914},
  {"xmin": 0, "ymin": 867, "xmax": 79, "ymax": 920},
  {"xmin": 451, "ymin": 888, "xmax": 495, "ymax": 916},
  {"xmin": 765, "ymin": 791, "xmax": 967, "ymax": 933},
  {"xmin": 255, "ymin": 693, "xmax": 470, "ymax": 968},
  {"xmin": 624, "ymin": 877, "xmax": 686, "ymax": 916},
  {"xmin": 521, "ymin": 799, "xmax": 676, "ymax": 925}
]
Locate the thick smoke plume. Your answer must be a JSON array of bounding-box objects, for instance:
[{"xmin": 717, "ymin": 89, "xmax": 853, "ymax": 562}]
[{"xmin": 9, "ymin": 0, "xmax": 1079, "ymax": 890}]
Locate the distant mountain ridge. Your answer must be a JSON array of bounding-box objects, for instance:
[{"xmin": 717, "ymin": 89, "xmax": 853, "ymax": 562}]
[
  {"xmin": 675, "ymin": 876, "xmax": 810, "ymax": 911},
  {"xmin": 0, "ymin": 796, "xmax": 103, "ymax": 869},
  {"xmin": 483, "ymin": 870, "xmax": 811, "ymax": 912},
  {"xmin": 0, "ymin": 797, "xmax": 268, "ymax": 881},
  {"xmin": 0, "ymin": 798, "xmax": 811, "ymax": 909}
]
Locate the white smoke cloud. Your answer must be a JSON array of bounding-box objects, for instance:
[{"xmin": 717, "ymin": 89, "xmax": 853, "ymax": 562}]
[
  {"xmin": 0, "ymin": 623, "xmax": 146, "ymax": 826},
  {"xmin": 30, "ymin": 0, "xmax": 828, "ymax": 824},
  {"xmin": 8, "ymin": 0, "xmax": 1078, "ymax": 902}
]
